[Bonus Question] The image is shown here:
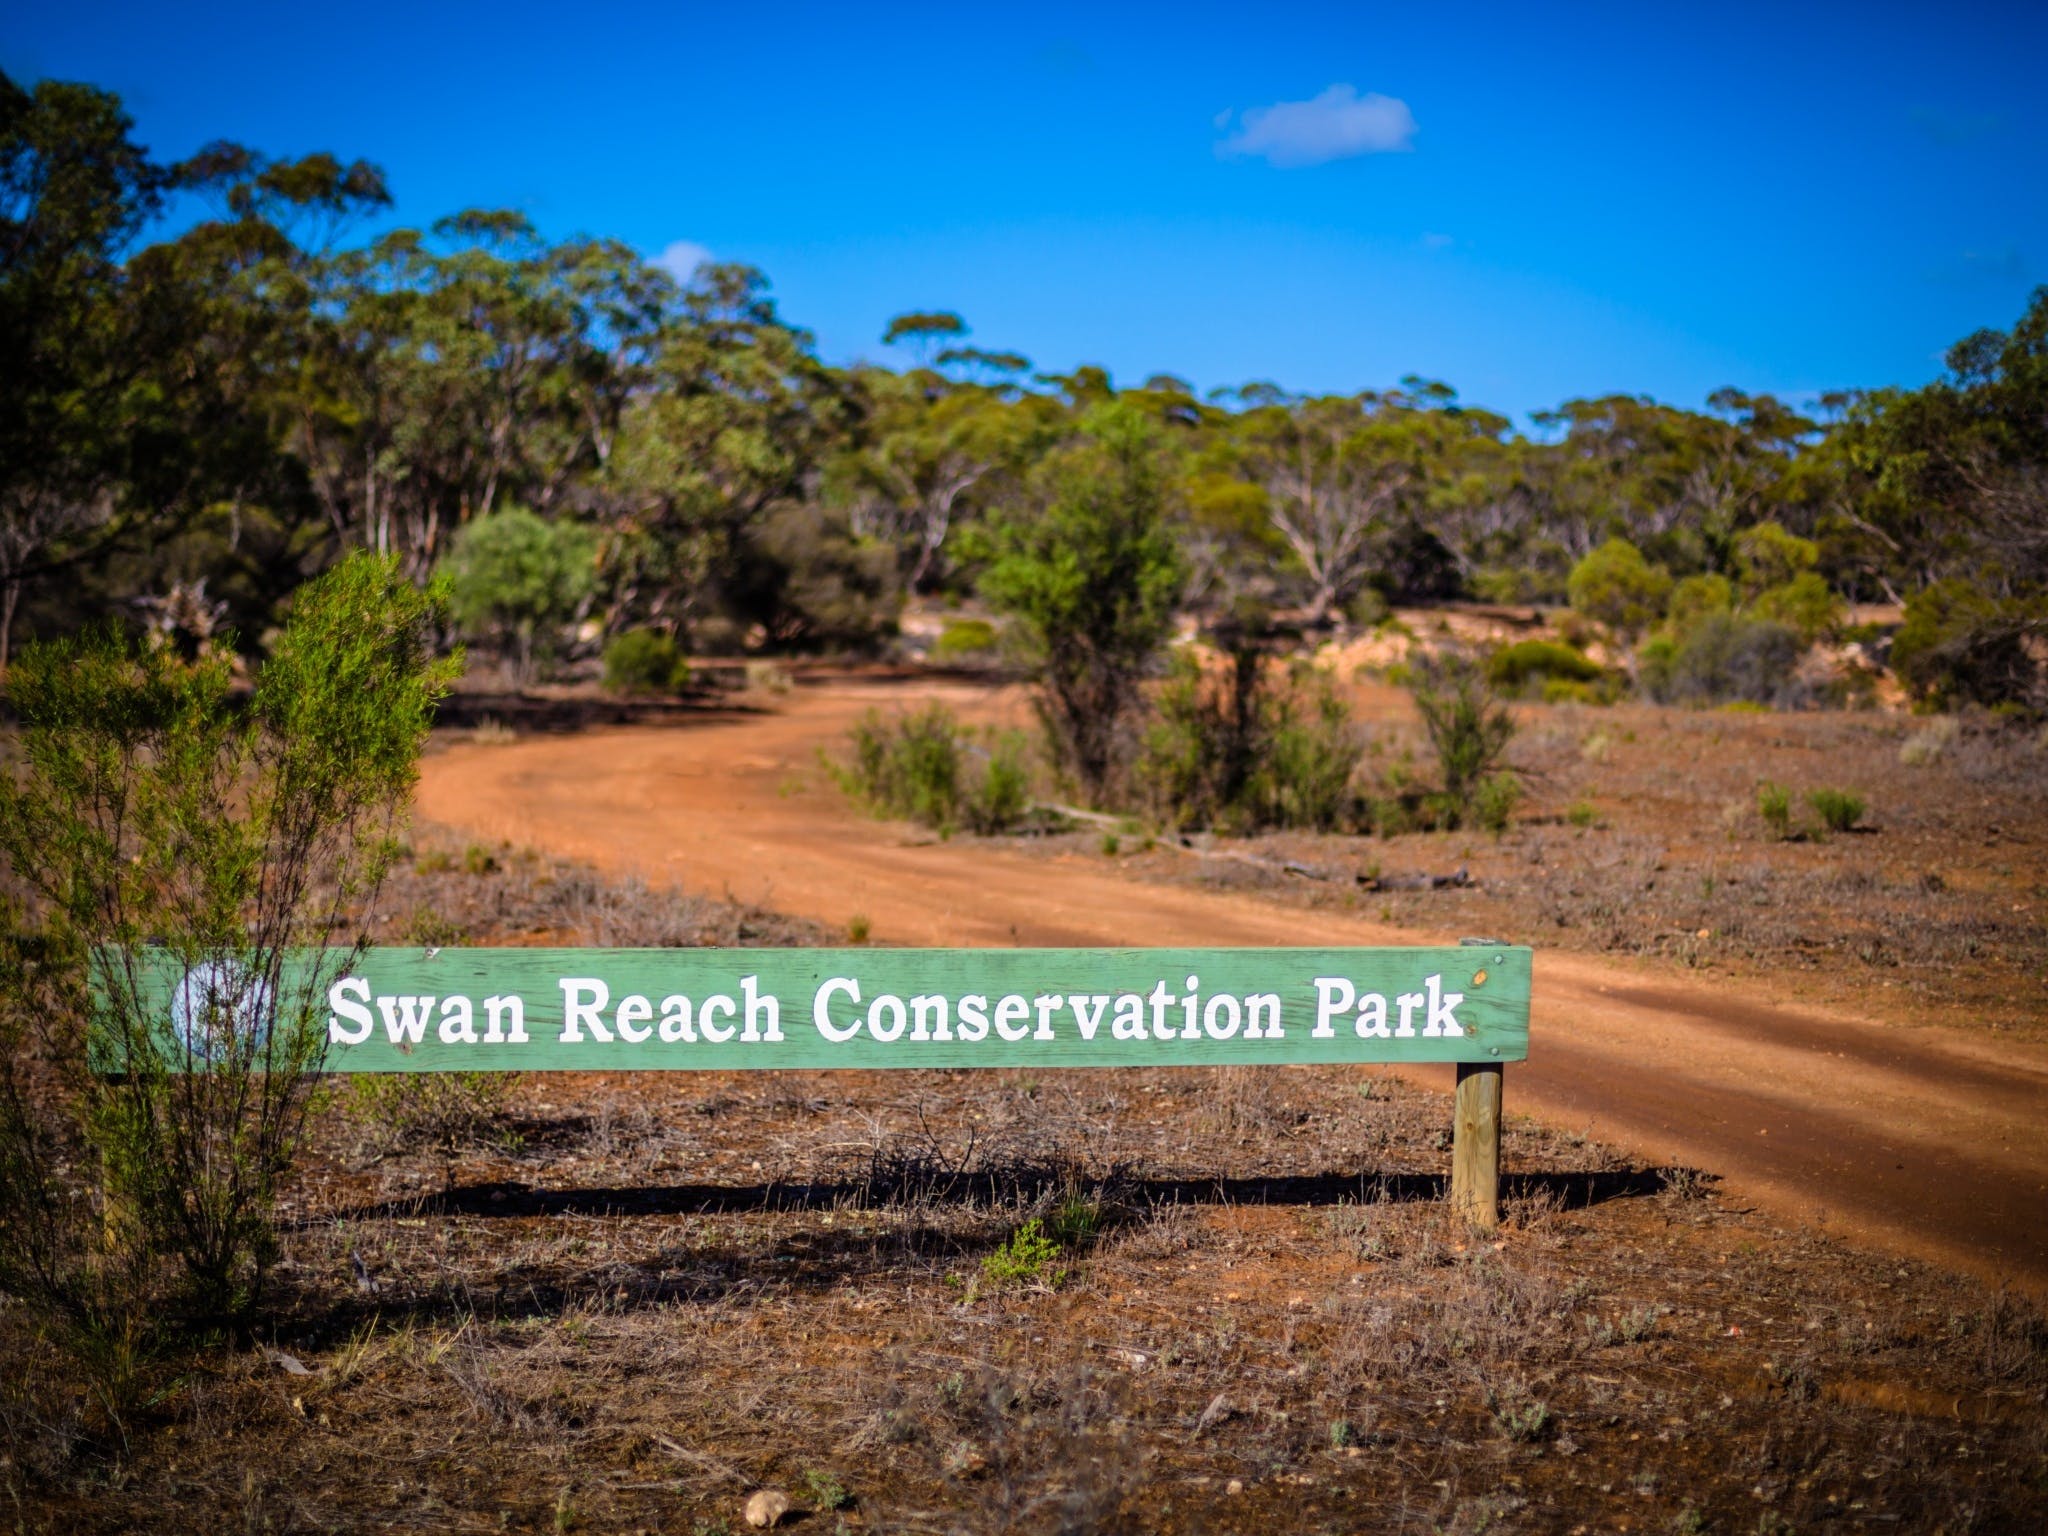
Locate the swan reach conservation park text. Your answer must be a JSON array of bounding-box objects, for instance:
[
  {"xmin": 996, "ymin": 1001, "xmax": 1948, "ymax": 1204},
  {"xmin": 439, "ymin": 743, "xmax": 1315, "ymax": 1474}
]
[{"xmin": 305, "ymin": 947, "xmax": 1531, "ymax": 1072}]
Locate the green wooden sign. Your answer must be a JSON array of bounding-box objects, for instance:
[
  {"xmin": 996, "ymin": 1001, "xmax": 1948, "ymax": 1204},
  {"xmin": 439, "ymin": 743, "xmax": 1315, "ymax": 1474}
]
[{"xmin": 130, "ymin": 946, "xmax": 1531, "ymax": 1072}]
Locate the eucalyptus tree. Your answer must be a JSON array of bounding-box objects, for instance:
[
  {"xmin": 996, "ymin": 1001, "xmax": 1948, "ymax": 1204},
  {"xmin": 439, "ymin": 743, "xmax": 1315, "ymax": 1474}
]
[
  {"xmin": 0, "ymin": 73, "xmax": 392, "ymax": 659},
  {"xmin": 607, "ymin": 263, "xmax": 861, "ymax": 639},
  {"xmin": 1228, "ymin": 391, "xmax": 1414, "ymax": 624},
  {"xmin": 832, "ymin": 366, "xmax": 1061, "ymax": 592},
  {"xmin": 982, "ymin": 403, "xmax": 1184, "ymax": 799}
]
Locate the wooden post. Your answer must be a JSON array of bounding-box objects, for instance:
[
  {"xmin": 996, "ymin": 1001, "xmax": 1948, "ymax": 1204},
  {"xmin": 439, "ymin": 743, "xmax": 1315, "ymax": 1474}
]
[{"xmin": 1451, "ymin": 1061, "xmax": 1503, "ymax": 1231}]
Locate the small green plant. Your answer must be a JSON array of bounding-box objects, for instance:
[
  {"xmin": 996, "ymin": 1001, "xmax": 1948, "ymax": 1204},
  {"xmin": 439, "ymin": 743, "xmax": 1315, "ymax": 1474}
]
[
  {"xmin": 744, "ymin": 659, "xmax": 794, "ymax": 694},
  {"xmin": 1756, "ymin": 781, "xmax": 1793, "ymax": 839},
  {"xmin": 1490, "ymin": 1392, "xmax": 1553, "ymax": 1443},
  {"xmin": 1567, "ymin": 799, "xmax": 1600, "ymax": 828},
  {"xmin": 1474, "ymin": 771, "xmax": 1522, "ymax": 834},
  {"xmin": 1642, "ymin": 614, "xmax": 1803, "ymax": 708},
  {"xmin": 462, "ymin": 842, "xmax": 499, "ymax": 876},
  {"xmin": 1329, "ymin": 1418, "xmax": 1355, "ymax": 1449},
  {"xmin": 1099, "ymin": 830, "xmax": 1121, "ymax": 856},
  {"xmin": 1046, "ymin": 1193, "xmax": 1103, "ymax": 1248},
  {"xmin": 602, "ymin": 628, "xmax": 691, "ymax": 694},
  {"xmin": 980, "ymin": 1217, "xmax": 1067, "ymax": 1288},
  {"xmin": 847, "ymin": 913, "xmax": 871, "ymax": 944},
  {"xmin": 1807, "ymin": 787, "xmax": 1865, "ymax": 834},
  {"xmin": 800, "ymin": 1469, "xmax": 853, "ymax": 1511},
  {"xmin": 1617, "ymin": 1304, "xmax": 1661, "ymax": 1343},
  {"xmin": 404, "ymin": 907, "xmax": 470, "ymax": 948}
]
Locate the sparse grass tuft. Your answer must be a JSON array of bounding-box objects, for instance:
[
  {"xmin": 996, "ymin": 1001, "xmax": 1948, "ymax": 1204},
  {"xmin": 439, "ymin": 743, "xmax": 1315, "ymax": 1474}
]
[
  {"xmin": 1808, "ymin": 787, "xmax": 1865, "ymax": 833},
  {"xmin": 349, "ymin": 1074, "xmax": 525, "ymax": 1154},
  {"xmin": 980, "ymin": 1218, "xmax": 1067, "ymax": 1289},
  {"xmin": 1756, "ymin": 780, "xmax": 1793, "ymax": 839},
  {"xmin": 1899, "ymin": 716, "xmax": 1958, "ymax": 766}
]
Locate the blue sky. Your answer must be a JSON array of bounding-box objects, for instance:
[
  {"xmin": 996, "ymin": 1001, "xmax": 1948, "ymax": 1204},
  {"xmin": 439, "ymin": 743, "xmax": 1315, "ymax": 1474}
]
[{"xmin": 7, "ymin": 1, "xmax": 2045, "ymax": 423}]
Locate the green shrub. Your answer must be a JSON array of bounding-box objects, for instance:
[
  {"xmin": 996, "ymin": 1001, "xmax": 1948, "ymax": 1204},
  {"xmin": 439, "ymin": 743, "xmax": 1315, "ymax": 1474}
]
[
  {"xmin": 1751, "ymin": 572, "xmax": 1842, "ymax": 643},
  {"xmin": 603, "ymin": 628, "xmax": 691, "ymax": 693},
  {"xmin": 1636, "ymin": 634, "xmax": 1679, "ymax": 699},
  {"xmin": 1666, "ymin": 572, "xmax": 1734, "ymax": 636},
  {"xmin": 981, "ymin": 404, "xmax": 1183, "ymax": 800},
  {"xmin": 1757, "ymin": 781, "xmax": 1793, "ymax": 839},
  {"xmin": 442, "ymin": 506, "xmax": 596, "ymax": 681},
  {"xmin": 1472, "ymin": 566, "xmax": 1565, "ymax": 605},
  {"xmin": 1643, "ymin": 614, "xmax": 1804, "ymax": 707},
  {"xmin": 1898, "ymin": 718, "xmax": 1957, "ymax": 766},
  {"xmin": 1133, "ymin": 651, "xmax": 1363, "ymax": 833},
  {"xmin": 965, "ymin": 732, "xmax": 1033, "ymax": 834},
  {"xmin": 0, "ymin": 554, "xmax": 453, "ymax": 1360},
  {"xmin": 799, "ymin": 1470, "xmax": 853, "ymax": 1513},
  {"xmin": 1567, "ymin": 537, "xmax": 1672, "ymax": 639},
  {"xmin": 1269, "ymin": 671, "xmax": 1367, "ymax": 830},
  {"xmin": 1474, "ymin": 772, "xmax": 1522, "ymax": 834},
  {"xmin": 930, "ymin": 617, "xmax": 999, "ymax": 663},
  {"xmin": 1346, "ymin": 587, "xmax": 1392, "ymax": 627},
  {"xmin": 1486, "ymin": 639, "xmax": 1602, "ymax": 694},
  {"xmin": 1891, "ymin": 580, "xmax": 2046, "ymax": 714},
  {"xmin": 836, "ymin": 705, "xmax": 1031, "ymax": 835},
  {"xmin": 1807, "ymin": 788, "xmax": 1865, "ymax": 834},
  {"xmin": 1404, "ymin": 650, "xmax": 1518, "ymax": 828},
  {"xmin": 1734, "ymin": 521, "xmax": 1819, "ymax": 598}
]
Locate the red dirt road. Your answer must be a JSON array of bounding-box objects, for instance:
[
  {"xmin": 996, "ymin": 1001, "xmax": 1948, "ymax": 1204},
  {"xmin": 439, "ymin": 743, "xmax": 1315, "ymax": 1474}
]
[{"xmin": 418, "ymin": 680, "xmax": 2048, "ymax": 1294}]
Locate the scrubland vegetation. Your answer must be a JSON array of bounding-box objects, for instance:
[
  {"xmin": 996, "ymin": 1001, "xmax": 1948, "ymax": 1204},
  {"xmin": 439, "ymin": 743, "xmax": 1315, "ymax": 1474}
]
[
  {"xmin": 2, "ymin": 839, "xmax": 2042, "ymax": 1534},
  {"xmin": 5, "ymin": 70, "xmax": 2046, "ymax": 729},
  {"xmin": 6, "ymin": 65, "xmax": 2048, "ymax": 1536}
]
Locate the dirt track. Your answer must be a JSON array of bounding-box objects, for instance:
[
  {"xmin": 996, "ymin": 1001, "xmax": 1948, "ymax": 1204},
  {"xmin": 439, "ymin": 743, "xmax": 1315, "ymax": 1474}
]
[{"xmin": 417, "ymin": 679, "xmax": 2048, "ymax": 1294}]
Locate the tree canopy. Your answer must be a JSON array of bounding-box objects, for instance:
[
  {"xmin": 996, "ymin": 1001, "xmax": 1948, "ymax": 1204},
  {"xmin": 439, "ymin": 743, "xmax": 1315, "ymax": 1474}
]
[{"xmin": 4, "ymin": 69, "xmax": 2044, "ymax": 710}]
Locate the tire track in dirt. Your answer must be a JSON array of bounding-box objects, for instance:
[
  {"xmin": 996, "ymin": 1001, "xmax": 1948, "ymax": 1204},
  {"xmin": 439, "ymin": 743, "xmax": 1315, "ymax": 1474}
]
[{"xmin": 417, "ymin": 680, "xmax": 2048, "ymax": 1294}]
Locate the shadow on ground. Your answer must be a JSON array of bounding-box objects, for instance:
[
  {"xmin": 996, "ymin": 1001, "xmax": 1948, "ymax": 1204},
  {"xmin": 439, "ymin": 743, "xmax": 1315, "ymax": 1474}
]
[{"xmin": 328, "ymin": 1165, "xmax": 1701, "ymax": 1223}]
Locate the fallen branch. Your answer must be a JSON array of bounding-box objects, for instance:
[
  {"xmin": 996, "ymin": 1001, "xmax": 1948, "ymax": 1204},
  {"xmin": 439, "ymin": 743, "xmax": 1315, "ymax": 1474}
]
[{"xmin": 1357, "ymin": 866, "xmax": 1474, "ymax": 892}]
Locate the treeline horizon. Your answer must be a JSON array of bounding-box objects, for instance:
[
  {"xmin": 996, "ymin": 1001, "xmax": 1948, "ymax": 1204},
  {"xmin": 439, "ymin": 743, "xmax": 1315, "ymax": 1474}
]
[{"xmin": 4, "ymin": 72, "xmax": 2044, "ymax": 712}]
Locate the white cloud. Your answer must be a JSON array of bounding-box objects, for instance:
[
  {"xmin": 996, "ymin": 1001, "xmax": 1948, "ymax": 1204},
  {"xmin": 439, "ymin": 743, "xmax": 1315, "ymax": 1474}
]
[
  {"xmin": 653, "ymin": 239, "xmax": 712, "ymax": 281},
  {"xmin": 1218, "ymin": 84, "xmax": 1416, "ymax": 167}
]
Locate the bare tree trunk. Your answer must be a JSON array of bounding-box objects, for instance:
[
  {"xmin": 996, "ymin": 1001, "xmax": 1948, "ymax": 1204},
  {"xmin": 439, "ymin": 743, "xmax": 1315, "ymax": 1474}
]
[{"xmin": 0, "ymin": 577, "xmax": 17, "ymax": 673}]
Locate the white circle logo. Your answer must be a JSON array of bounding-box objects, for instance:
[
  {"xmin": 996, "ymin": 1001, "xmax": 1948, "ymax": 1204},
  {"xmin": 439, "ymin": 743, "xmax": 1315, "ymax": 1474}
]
[{"xmin": 169, "ymin": 960, "xmax": 276, "ymax": 1061}]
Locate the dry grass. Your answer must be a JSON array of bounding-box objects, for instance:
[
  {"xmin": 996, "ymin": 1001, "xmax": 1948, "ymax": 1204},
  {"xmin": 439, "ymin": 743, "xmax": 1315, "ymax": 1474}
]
[
  {"xmin": 1083, "ymin": 699, "xmax": 2048, "ymax": 1034},
  {"xmin": 3, "ymin": 840, "xmax": 2044, "ymax": 1533}
]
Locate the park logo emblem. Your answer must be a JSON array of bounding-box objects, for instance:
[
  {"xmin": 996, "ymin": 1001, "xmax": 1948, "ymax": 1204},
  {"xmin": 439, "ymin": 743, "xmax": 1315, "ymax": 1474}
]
[{"xmin": 169, "ymin": 958, "xmax": 276, "ymax": 1061}]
